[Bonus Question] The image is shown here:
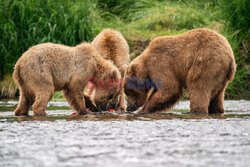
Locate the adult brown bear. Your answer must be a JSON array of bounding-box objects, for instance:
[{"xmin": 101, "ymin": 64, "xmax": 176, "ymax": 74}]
[
  {"xmin": 13, "ymin": 42, "xmax": 122, "ymax": 116},
  {"xmin": 123, "ymin": 28, "xmax": 236, "ymax": 114}
]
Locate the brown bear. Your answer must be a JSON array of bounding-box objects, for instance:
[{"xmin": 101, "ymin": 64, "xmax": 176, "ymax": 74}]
[
  {"xmin": 123, "ymin": 28, "xmax": 236, "ymax": 114},
  {"xmin": 13, "ymin": 42, "xmax": 122, "ymax": 116},
  {"xmin": 86, "ymin": 29, "xmax": 130, "ymax": 111}
]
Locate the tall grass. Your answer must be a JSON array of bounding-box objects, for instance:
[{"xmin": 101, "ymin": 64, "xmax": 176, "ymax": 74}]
[
  {"xmin": 218, "ymin": 0, "xmax": 250, "ymax": 99},
  {"xmin": 0, "ymin": 0, "xmax": 104, "ymax": 79},
  {"xmin": 97, "ymin": 0, "xmax": 155, "ymax": 21}
]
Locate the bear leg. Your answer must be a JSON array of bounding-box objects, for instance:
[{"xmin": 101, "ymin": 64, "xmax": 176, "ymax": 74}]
[
  {"xmin": 33, "ymin": 90, "xmax": 53, "ymax": 116},
  {"xmin": 84, "ymin": 94, "xmax": 99, "ymax": 112},
  {"xmin": 139, "ymin": 73, "xmax": 182, "ymax": 113},
  {"xmin": 139, "ymin": 88, "xmax": 182, "ymax": 113},
  {"xmin": 63, "ymin": 87, "xmax": 93, "ymax": 115},
  {"xmin": 14, "ymin": 90, "xmax": 34, "ymax": 116},
  {"xmin": 208, "ymin": 83, "xmax": 227, "ymax": 114},
  {"xmin": 118, "ymin": 92, "xmax": 127, "ymax": 113},
  {"xmin": 188, "ymin": 90, "xmax": 210, "ymax": 114}
]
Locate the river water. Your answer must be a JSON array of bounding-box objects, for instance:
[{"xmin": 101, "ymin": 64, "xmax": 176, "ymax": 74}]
[{"xmin": 0, "ymin": 100, "xmax": 250, "ymax": 167}]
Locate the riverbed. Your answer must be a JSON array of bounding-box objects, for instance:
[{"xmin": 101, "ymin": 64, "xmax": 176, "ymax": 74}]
[{"xmin": 0, "ymin": 100, "xmax": 250, "ymax": 167}]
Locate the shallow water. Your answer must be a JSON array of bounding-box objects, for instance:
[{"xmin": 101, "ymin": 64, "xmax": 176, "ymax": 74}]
[{"xmin": 0, "ymin": 100, "xmax": 250, "ymax": 167}]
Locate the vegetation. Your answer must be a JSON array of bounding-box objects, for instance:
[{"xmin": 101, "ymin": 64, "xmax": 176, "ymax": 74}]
[
  {"xmin": 217, "ymin": 0, "xmax": 250, "ymax": 99},
  {"xmin": 0, "ymin": 0, "xmax": 249, "ymax": 99}
]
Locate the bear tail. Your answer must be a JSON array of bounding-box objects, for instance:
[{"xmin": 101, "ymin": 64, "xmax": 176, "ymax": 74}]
[
  {"xmin": 227, "ymin": 60, "xmax": 237, "ymax": 82},
  {"xmin": 13, "ymin": 64, "xmax": 23, "ymax": 86}
]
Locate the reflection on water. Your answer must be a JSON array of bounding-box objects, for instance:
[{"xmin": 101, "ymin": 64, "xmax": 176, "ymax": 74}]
[{"xmin": 0, "ymin": 100, "xmax": 250, "ymax": 167}]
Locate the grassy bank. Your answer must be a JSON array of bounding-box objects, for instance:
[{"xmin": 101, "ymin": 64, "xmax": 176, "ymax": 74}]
[{"xmin": 0, "ymin": 0, "xmax": 249, "ymax": 99}]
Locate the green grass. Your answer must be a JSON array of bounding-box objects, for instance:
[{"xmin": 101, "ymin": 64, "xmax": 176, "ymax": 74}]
[
  {"xmin": 52, "ymin": 92, "xmax": 65, "ymax": 100},
  {"xmin": 217, "ymin": 0, "xmax": 250, "ymax": 99},
  {"xmin": 118, "ymin": 1, "xmax": 220, "ymax": 38},
  {"xmin": 0, "ymin": 0, "xmax": 104, "ymax": 79},
  {"xmin": 0, "ymin": 0, "xmax": 249, "ymax": 99}
]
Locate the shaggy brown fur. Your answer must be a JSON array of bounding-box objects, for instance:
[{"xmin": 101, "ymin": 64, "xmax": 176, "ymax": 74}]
[
  {"xmin": 87, "ymin": 29, "xmax": 130, "ymax": 111},
  {"xmin": 124, "ymin": 28, "xmax": 236, "ymax": 114},
  {"xmin": 13, "ymin": 42, "xmax": 122, "ymax": 116},
  {"xmin": 92, "ymin": 28, "xmax": 130, "ymax": 76}
]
